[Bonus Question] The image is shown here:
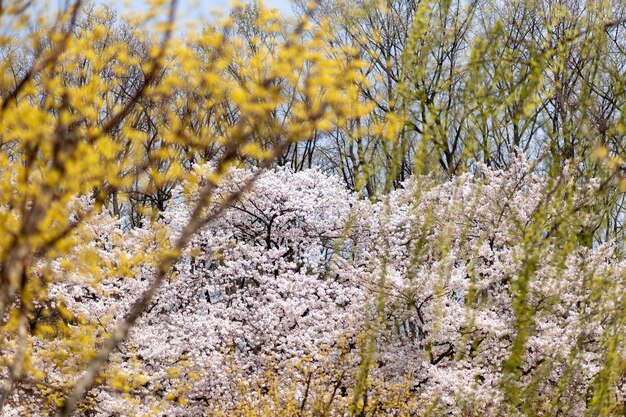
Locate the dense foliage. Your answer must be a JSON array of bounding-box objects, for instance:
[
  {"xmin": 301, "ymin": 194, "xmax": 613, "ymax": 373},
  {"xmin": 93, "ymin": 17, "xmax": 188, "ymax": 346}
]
[{"xmin": 4, "ymin": 159, "xmax": 626, "ymax": 415}]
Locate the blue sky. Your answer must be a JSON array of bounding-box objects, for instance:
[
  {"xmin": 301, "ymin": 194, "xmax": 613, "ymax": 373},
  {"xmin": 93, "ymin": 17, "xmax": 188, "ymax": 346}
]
[
  {"xmin": 190, "ymin": 0, "xmax": 293, "ymax": 14},
  {"xmin": 112, "ymin": 0, "xmax": 294, "ymax": 23}
]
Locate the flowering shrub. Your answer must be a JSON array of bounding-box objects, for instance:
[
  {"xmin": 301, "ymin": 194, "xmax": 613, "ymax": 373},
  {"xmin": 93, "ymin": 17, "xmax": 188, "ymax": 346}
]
[{"xmin": 10, "ymin": 158, "xmax": 624, "ymax": 416}]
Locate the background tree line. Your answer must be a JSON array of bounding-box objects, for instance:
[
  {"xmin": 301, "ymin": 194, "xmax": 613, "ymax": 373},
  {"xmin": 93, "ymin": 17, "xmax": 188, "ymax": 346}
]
[{"xmin": 4, "ymin": 0, "xmax": 625, "ymax": 225}]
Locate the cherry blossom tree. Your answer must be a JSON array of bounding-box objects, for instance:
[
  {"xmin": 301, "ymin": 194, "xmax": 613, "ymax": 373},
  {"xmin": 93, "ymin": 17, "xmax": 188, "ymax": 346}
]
[{"xmin": 13, "ymin": 156, "xmax": 623, "ymax": 416}]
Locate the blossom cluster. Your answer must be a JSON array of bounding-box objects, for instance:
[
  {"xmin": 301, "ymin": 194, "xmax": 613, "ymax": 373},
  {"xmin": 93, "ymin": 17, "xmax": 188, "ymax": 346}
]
[{"xmin": 15, "ymin": 159, "xmax": 625, "ymax": 416}]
